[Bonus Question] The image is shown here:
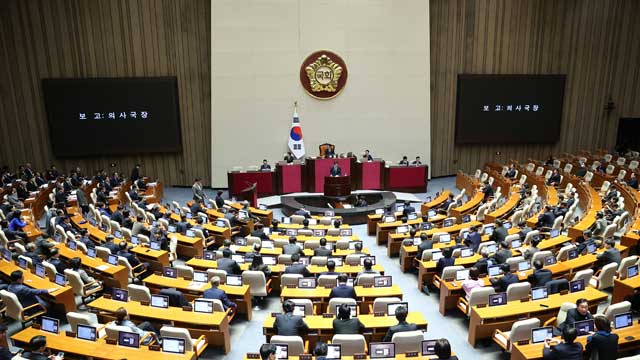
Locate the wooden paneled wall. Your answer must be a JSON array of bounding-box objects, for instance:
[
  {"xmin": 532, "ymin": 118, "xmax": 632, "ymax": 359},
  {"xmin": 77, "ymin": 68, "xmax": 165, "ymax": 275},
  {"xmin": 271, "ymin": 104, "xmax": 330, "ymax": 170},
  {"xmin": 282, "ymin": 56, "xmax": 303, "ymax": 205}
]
[
  {"xmin": 0, "ymin": 0, "xmax": 210, "ymax": 186},
  {"xmin": 430, "ymin": 0, "xmax": 640, "ymax": 177}
]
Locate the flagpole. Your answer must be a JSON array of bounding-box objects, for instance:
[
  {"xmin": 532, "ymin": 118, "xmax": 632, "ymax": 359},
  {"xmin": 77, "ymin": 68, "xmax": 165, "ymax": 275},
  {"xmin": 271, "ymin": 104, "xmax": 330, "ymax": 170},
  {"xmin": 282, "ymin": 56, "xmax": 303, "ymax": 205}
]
[{"xmin": 294, "ymin": 100, "xmax": 298, "ymax": 113}]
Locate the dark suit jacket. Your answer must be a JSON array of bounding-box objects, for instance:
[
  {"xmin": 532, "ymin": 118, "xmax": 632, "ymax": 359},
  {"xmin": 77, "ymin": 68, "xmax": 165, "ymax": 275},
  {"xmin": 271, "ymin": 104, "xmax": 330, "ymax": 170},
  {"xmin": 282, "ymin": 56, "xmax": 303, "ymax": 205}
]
[
  {"xmin": 215, "ymin": 195, "xmax": 225, "ymax": 209},
  {"xmin": 528, "ymin": 269, "xmax": 553, "ymax": 287},
  {"xmin": 217, "ymin": 258, "xmax": 241, "ymax": 275},
  {"xmin": 597, "ymin": 248, "xmax": 621, "ymax": 267},
  {"xmin": 49, "ymin": 257, "xmax": 67, "ymax": 274},
  {"xmin": 284, "ymin": 263, "xmax": 312, "ymax": 278},
  {"xmin": 117, "ymin": 250, "xmax": 140, "ymax": 267},
  {"xmin": 490, "ymin": 272, "xmax": 519, "ymax": 292},
  {"xmin": 547, "ymin": 174, "xmax": 561, "ymax": 185},
  {"xmin": 490, "ymin": 226, "xmax": 508, "ymax": 243},
  {"xmin": 494, "ymin": 249, "xmax": 512, "ymax": 264},
  {"xmin": 203, "ymin": 287, "xmax": 236, "ymax": 309},
  {"xmin": 7, "ymin": 283, "xmax": 48, "ymax": 308},
  {"xmin": 130, "ymin": 168, "xmax": 140, "ymax": 182},
  {"xmin": 560, "ymin": 308, "xmax": 594, "ymax": 332},
  {"xmin": 159, "ymin": 287, "xmax": 190, "ymax": 307},
  {"xmin": 417, "ymin": 240, "xmax": 434, "ymax": 259},
  {"xmin": 274, "ymin": 313, "xmax": 309, "ymax": 336},
  {"xmin": 585, "ymin": 331, "xmax": 619, "ymax": 360},
  {"xmin": 435, "ymin": 257, "xmax": 455, "ymax": 276},
  {"xmin": 332, "ymin": 318, "xmax": 365, "ymax": 334},
  {"xmin": 382, "ymin": 321, "xmax": 418, "ymax": 342},
  {"xmin": 465, "ymin": 232, "xmax": 482, "ymax": 253},
  {"xmin": 283, "ymin": 244, "xmax": 304, "ymax": 256},
  {"xmin": 475, "ymin": 258, "xmax": 489, "ymax": 274},
  {"xmin": 542, "ymin": 342, "xmax": 583, "ymax": 360},
  {"xmin": 329, "ymin": 166, "xmax": 342, "ymax": 176},
  {"xmin": 538, "ymin": 212, "xmax": 555, "ymax": 228},
  {"xmin": 329, "ymin": 284, "xmax": 357, "ymax": 299},
  {"xmin": 103, "ymin": 241, "xmax": 120, "ymax": 255},
  {"xmin": 111, "ymin": 211, "xmax": 124, "ymax": 225},
  {"xmin": 314, "ymin": 247, "xmax": 332, "ymax": 257}
]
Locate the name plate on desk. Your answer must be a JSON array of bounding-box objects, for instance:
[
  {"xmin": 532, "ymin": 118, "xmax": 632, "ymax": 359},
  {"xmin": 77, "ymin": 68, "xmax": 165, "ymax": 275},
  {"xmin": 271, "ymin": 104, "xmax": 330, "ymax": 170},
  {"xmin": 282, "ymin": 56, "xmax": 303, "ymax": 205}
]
[
  {"xmin": 65, "ymin": 331, "xmax": 76, "ymax": 337},
  {"xmin": 477, "ymin": 303, "xmax": 487, "ymax": 308},
  {"xmin": 182, "ymin": 305, "xmax": 193, "ymax": 311},
  {"xmin": 374, "ymin": 312, "xmax": 385, "ymax": 317},
  {"xmin": 322, "ymin": 313, "xmax": 334, "ymax": 318},
  {"xmin": 106, "ymin": 338, "xmax": 117, "ymax": 345},
  {"xmin": 299, "ymin": 355, "xmax": 312, "ymax": 360},
  {"xmin": 140, "ymin": 300, "xmax": 150, "ymax": 306},
  {"xmin": 405, "ymin": 352, "xmax": 419, "ymax": 357},
  {"xmin": 247, "ymin": 354, "xmax": 260, "ymax": 359},
  {"xmin": 520, "ymin": 298, "xmax": 530, "ymax": 302},
  {"xmin": 517, "ymin": 340, "xmax": 530, "ymax": 345},
  {"xmin": 149, "ymin": 344, "xmax": 161, "ymax": 351},
  {"xmin": 354, "ymin": 354, "xmax": 367, "ymax": 360}
]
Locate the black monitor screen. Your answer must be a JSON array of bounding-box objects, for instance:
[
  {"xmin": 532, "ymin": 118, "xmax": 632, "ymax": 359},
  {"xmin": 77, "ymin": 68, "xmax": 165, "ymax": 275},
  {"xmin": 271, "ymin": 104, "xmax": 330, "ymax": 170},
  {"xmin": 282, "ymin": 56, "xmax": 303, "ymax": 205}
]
[
  {"xmin": 42, "ymin": 77, "xmax": 181, "ymax": 156},
  {"xmin": 455, "ymin": 74, "xmax": 566, "ymax": 144}
]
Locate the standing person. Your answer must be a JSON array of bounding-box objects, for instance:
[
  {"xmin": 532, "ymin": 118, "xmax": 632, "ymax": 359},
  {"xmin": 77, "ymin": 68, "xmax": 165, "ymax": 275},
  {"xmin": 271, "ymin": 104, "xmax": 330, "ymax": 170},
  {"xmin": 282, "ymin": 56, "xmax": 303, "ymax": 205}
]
[
  {"xmin": 192, "ymin": 178, "xmax": 207, "ymax": 201},
  {"xmin": 130, "ymin": 164, "xmax": 141, "ymax": 182},
  {"xmin": 215, "ymin": 190, "xmax": 225, "ymax": 209},
  {"xmin": 585, "ymin": 315, "xmax": 618, "ymax": 360},
  {"xmin": 543, "ymin": 327, "xmax": 582, "ymax": 360}
]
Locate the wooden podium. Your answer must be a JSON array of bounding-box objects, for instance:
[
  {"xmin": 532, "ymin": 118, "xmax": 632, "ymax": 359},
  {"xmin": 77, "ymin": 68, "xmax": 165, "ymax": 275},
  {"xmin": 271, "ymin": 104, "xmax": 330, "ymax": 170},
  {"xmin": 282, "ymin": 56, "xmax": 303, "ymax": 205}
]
[
  {"xmin": 324, "ymin": 176, "xmax": 351, "ymax": 197},
  {"xmin": 236, "ymin": 183, "xmax": 257, "ymax": 207}
]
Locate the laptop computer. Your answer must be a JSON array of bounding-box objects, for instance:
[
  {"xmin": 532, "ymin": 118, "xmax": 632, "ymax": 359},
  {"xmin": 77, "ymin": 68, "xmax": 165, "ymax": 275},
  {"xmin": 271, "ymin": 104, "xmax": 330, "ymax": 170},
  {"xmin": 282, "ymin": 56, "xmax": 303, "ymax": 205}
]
[
  {"xmin": 231, "ymin": 254, "xmax": 245, "ymax": 264},
  {"xmin": 374, "ymin": 276, "xmax": 392, "ymax": 287},
  {"xmin": 443, "ymin": 219, "xmax": 454, "ymax": 227},
  {"xmin": 427, "ymin": 210, "xmax": 436, "ymax": 218},
  {"xmin": 387, "ymin": 302, "xmax": 408, "ymax": 316},
  {"xmin": 274, "ymin": 344, "xmax": 288, "ymax": 359},
  {"xmin": 130, "ymin": 235, "xmax": 139, "ymax": 245},
  {"xmin": 370, "ymin": 342, "xmax": 395, "ymax": 359},
  {"xmin": 193, "ymin": 270, "xmax": 208, "ymax": 283},
  {"xmin": 348, "ymin": 241, "xmax": 362, "ymax": 250},
  {"xmin": 340, "ymin": 229, "xmax": 353, "ymax": 236},
  {"xmin": 313, "ymin": 229, "xmax": 326, "ymax": 237},
  {"xmin": 17, "ymin": 257, "xmax": 27, "ymax": 269},
  {"xmin": 517, "ymin": 261, "xmax": 531, "ymax": 272},
  {"xmin": 456, "ymin": 269, "xmax": 470, "ymax": 281},
  {"xmin": 421, "ymin": 222, "xmax": 434, "ymax": 230},
  {"xmin": 215, "ymin": 220, "xmax": 227, "ymax": 228},
  {"xmin": 162, "ymin": 337, "xmax": 186, "ymax": 354},
  {"xmin": 511, "ymin": 239, "xmax": 522, "ymax": 249},
  {"xmin": 292, "ymin": 304, "xmax": 306, "ymax": 317},
  {"xmin": 328, "ymin": 257, "xmax": 343, "ymax": 266},
  {"xmin": 503, "ymin": 221, "xmax": 512, "ymax": 230},
  {"xmin": 586, "ymin": 243, "xmax": 597, "ymax": 254},
  {"xmin": 226, "ymin": 274, "xmax": 243, "ymax": 286},
  {"xmin": 421, "ymin": 340, "xmax": 437, "ymax": 355},
  {"xmin": 186, "ymin": 229, "xmax": 196, "ymax": 237},
  {"xmin": 431, "ymin": 251, "xmax": 443, "ymax": 261},
  {"xmin": 462, "ymin": 214, "xmax": 471, "ymax": 223},
  {"xmin": 262, "ymin": 240, "xmax": 275, "ymax": 249},
  {"xmin": 460, "ymin": 248, "xmax": 473, "ymax": 258},
  {"xmin": 298, "ymin": 277, "xmax": 317, "ymax": 289},
  {"xmin": 263, "ymin": 255, "xmax": 277, "ymax": 265},
  {"xmin": 628, "ymin": 264, "xmax": 639, "ymax": 279},
  {"xmin": 531, "ymin": 287, "xmax": 548, "ymax": 301},
  {"xmin": 325, "ymin": 344, "xmax": 341, "ymax": 359},
  {"xmin": 484, "ymin": 225, "xmax": 495, "ymax": 236},
  {"xmin": 439, "ymin": 233, "xmax": 451, "ymax": 243},
  {"xmin": 375, "ymin": 208, "xmax": 385, "ymax": 215},
  {"xmin": 203, "ymin": 251, "xmax": 215, "ymax": 260},
  {"xmin": 614, "ymin": 312, "xmax": 633, "ymax": 330},
  {"xmin": 68, "ymin": 240, "xmax": 77, "ymax": 251},
  {"xmin": 193, "ymin": 299, "xmax": 214, "ymax": 314},
  {"xmin": 285, "ymin": 229, "xmax": 298, "ymax": 236},
  {"xmin": 150, "ymin": 294, "xmax": 169, "ymax": 309},
  {"xmin": 55, "ymin": 273, "xmax": 66, "ymax": 286},
  {"xmin": 488, "ymin": 265, "xmax": 501, "ymax": 277},
  {"xmin": 567, "ymin": 249, "xmax": 578, "ymax": 260},
  {"xmin": 41, "ymin": 316, "xmax": 59, "ymax": 334},
  {"xmin": 2, "ymin": 249, "xmax": 11, "ymax": 262},
  {"xmin": 167, "ymin": 225, "xmax": 177, "ymax": 233},
  {"xmin": 163, "ymin": 267, "xmax": 178, "ymax": 278},
  {"xmin": 574, "ymin": 319, "xmax": 594, "ymax": 336},
  {"xmin": 114, "ymin": 230, "xmax": 122, "ymax": 239},
  {"xmin": 489, "ymin": 292, "xmax": 507, "ymax": 306},
  {"xmin": 107, "ymin": 254, "xmax": 119, "ymax": 265},
  {"xmin": 544, "ymin": 255, "xmax": 557, "ymax": 265},
  {"xmin": 407, "ymin": 213, "xmax": 418, "ymax": 220},
  {"xmin": 396, "ymin": 225, "xmax": 409, "ymax": 234},
  {"xmin": 118, "ymin": 331, "xmax": 140, "ymax": 348},
  {"xmin": 570, "ymin": 279, "xmax": 585, "ymax": 292},
  {"xmin": 531, "ymin": 326, "xmax": 553, "ymax": 344},
  {"xmin": 150, "ymin": 240, "xmax": 161, "ymax": 251},
  {"xmin": 76, "ymin": 324, "xmax": 97, "ymax": 342},
  {"xmin": 383, "ymin": 215, "xmax": 395, "ymax": 223},
  {"xmin": 550, "ymin": 229, "xmax": 560, "ymax": 238},
  {"xmin": 112, "ymin": 288, "xmax": 128, "ymax": 302}
]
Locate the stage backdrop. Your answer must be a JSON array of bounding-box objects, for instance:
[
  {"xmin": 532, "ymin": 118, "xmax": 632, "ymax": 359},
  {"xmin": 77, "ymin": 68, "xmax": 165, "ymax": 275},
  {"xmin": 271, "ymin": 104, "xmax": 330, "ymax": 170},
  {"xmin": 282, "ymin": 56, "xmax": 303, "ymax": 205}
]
[{"xmin": 210, "ymin": 0, "xmax": 431, "ymax": 187}]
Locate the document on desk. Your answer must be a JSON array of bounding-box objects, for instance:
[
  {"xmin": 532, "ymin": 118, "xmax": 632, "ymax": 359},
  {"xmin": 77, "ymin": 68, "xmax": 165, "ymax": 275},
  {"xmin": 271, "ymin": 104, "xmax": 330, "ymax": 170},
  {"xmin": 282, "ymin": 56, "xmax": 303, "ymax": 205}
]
[
  {"xmin": 188, "ymin": 282, "xmax": 205, "ymax": 290},
  {"xmin": 96, "ymin": 265, "xmax": 110, "ymax": 271}
]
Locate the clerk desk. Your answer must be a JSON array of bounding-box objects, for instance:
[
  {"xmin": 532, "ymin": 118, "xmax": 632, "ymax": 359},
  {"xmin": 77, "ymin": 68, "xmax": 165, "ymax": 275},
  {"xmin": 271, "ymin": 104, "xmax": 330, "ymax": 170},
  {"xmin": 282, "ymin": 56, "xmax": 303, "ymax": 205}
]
[
  {"xmin": 11, "ymin": 326, "xmax": 200, "ymax": 359},
  {"xmin": 262, "ymin": 312, "xmax": 428, "ymax": 343},
  {"xmin": 89, "ymin": 296, "xmax": 230, "ymax": 353},
  {"xmin": 468, "ymin": 287, "xmax": 607, "ymax": 346},
  {"xmin": 143, "ymin": 274, "xmax": 252, "ymax": 320}
]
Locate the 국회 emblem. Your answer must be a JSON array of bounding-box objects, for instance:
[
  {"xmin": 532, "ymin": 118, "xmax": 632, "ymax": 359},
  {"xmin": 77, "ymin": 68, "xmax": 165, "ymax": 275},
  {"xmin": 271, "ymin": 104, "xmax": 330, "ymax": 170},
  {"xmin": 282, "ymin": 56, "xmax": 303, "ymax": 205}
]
[{"xmin": 300, "ymin": 50, "xmax": 348, "ymax": 100}]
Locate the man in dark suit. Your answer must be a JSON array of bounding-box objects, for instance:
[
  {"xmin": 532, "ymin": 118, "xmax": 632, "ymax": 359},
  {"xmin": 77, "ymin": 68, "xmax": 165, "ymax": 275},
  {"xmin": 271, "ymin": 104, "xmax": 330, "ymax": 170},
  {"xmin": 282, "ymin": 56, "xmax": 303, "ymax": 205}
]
[
  {"xmin": 22, "ymin": 335, "xmax": 63, "ymax": 360},
  {"xmin": 411, "ymin": 156, "xmax": 422, "ymax": 165},
  {"xmin": 596, "ymin": 239, "xmax": 621, "ymax": 270},
  {"xmin": 284, "ymin": 152, "xmax": 295, "ymax": 163},
  {"xmin": 7, "ymin": 270, "xmax": 55, "ymax": 312},
  {"xmin": 399, "ymin": 156, "xmax": 409, "ymax": 166},
  {"xmin": 474, "ymin": 248, "xmax": 491, "ymax": 274},
  {"xmin": 493, "ymin": 241, "xmax": 512, "ymax": 264},
  {"xmin": 75, "ymin": 186, "xmax": 89, "ymax": 215},
  {"xmin": 284, "ymin": 254, "xmax": 312, "ymax": 277},
  {"xmin": 319, "ymin": 260, "xmax": 339, "ymax": 277},
  {"xmin": 130, "ymin": 164, "xmax": 141, "ymax": 182},
  {"xmin": 585, "ymin": 315, "xmax": 619, "ymax": 360},
  {"xmin": 215, "ymin": 190, "xmax": 225, "ymax": 209},
  {"xmin": 260, "ymin": 159, "xmax": 271, "ymax": 171},
  {"xmin": 464, "ymin": 226, "xmax": 482, "ymax": 253},
  {"xmin": 314, "ymin": 237, "xmax": 333, "ymax": 257},
  {"xmin": 175, "ymin": 215, "xmax": 192, "ymax": 234},
  {"xmin": 329, "ymin": 161, "xmax": 341, "ymax": 177},
  {"xmin": 402, "ymin": 201, "xmax": 415, "ymax": 216},
  {"xmin": 329, "ymin": 274, "xmax": 357, "ymax": 299},
  {"xmin": 481, "ymin": 181, "xmax": 494, "ymax": 202},
  {"xmin": 283, "ymin": 236, "xmax": 304, "ymax": 256},
  {"xmin": 489, "ymin": 263, "xmax": 518, "ymax": 292},
  {"xmin": 111, "ymin": 205, "xmax": 124, "ymax": 225},
  {"xmin": 382, "ymin": 305, "xmax": 418, "ymax": 342},
  {"xmin": 416, "ymin": 234, "xmax": 434, "ymax": 259},
  {"xmin": 543, "ymin": 327, "xmax": 583, "ymax": 360},
  {"xmin": 362, "ymin": 150, "xmax": 373, "ymax": 162},
  {"xmin": 559, "ymin": 298, "xmax": 594, "ymax": 333},
  {"xmin": 274, "ymin": 300, "xmax": 309, "ymax": 336},
  {"xmin": 203, "ymin": 276, "xmax": 237, "ymax": 310},
  {"xmin": 102, "ymin": 235, "xmax": 120, "ymax": 255},
  {"xmin": 47, "ymin": 248, "xmax": 66, "ymax": 274},
  {"xmin": 505, "ymin": 164, "xmax": 517, "ymax": 179},
  {"xmin": 490, "ymin": 219, "xmax": 509, "ymax": 244},
  {"xmin": 324, "ymin": 146, "xmax": 335, "ymax": 158},
  {"xmin": 547, "ymin": 169, "xmax": 562, "ymax": 186},
  {"xmin": 251, "ymin": 223, "xmax": 270, "ymax": 240},
  {"xmin": 537, "ymin": 206, "xmax": 555, "ymax": 229},
  {"xmin": 628, "ymin": 172, "xmax": 638, "ymax": 189},
  {"xmin": 576, "ymin": 230, "xmax": 596, "ymax": 254},
  {"xmin": 435, "ymin": 247, "xmax": 455, "ymax": 276},
  {"xmin": 190, "ymin": 199, "xmax": 204, "ymax": 216},
  {"xmin": 217, "ymin": 248, "xmax": 241, "ymax": 275},
  {"xmin": 527, "ymin": 260, "xmax": 552, "ymax": 287}
]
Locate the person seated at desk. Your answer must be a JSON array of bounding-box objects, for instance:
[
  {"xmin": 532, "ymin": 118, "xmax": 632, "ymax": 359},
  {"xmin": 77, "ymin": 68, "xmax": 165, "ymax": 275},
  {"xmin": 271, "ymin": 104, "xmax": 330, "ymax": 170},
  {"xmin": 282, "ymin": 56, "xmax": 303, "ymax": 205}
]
[
  {"xmin": 537, "ymin": 205, "xmax": 555, "ymax": 230},
  {"xmin": 22, "ymin": 242, "xmax": 42, "ymax": 267},
  {"xmin": 190, "ymin": 198, "xmax": 205, "ymax": 216},
  {"xmin": 458, "ymin": 265, "xmax": 481, "ymax": 294},
  {"xmin": 356, "ymin": 258, "xmax": 380, "ymax": 283},
  {"xmin": 543, "ymin": 327, "xmax": 582, "ymax": 360},
  {"xmin": 203, "ymin": 276, "xmax": 237, "ymax": 311},
  {"xmin": 151, "ymin": 229, "xmax": 169, "ymax": 251},
  {"xmin": 595, "ymin": 239, "xmax": 620, "ymax": 270},
  {"xmin": 314, "ymin": 238, "xmax": 333, "ymax": 257},
  {"xmin": 627, "ymin": 172, "xmax": 638, "ymax": 189},
  {"xmin": 111, "ymin": 205, "xmax": 125, "ymax": 225},
  {"xmin": 121, "ymin": 210, "xmax": 135, "ymax": 229},
  {"xmin": 438, "ymin": 194, "xmax": 455, "ymax": 211},
  {"xmin": 558, "ymin": 298, "xmax": 593, "ymax": 334},
  {"xmin": 382, "ymin": 304, "xmax": 418, "ymax": 342},
  {"xmin": 7, "ymin": 270, "xmax": 57, "ymax": 314},
  {"xmin": 319, "ymin": 260, "xmax": 339, "ymax": 277},
  {"xmin": 284, "ymin": 253, "xmax": 312, "ymax": 277},
  {"xmin": 8, "ymin": 211, "xmax": 26, "ymax": 234},
  {"xmin": 59, "ymin": 215, "xmax": 74, "ymax": 234},
  {"xmin": 489, "ymin": 219, "xmax": 508, "ymax": 244},
  {"xmin": 411, "ymin": 156, "xmax": 422, "ymax": 165},
  {"xmin": 362, "ymin": 149, "xmax": 373, "ymax": 162},
  {"xmin": 329, "ymin": 161, "xmax": 341, "ymax": 177},
  {"xmin": 260, "ymin": 344, "xmax": 277, "ymax": 360},
  {"xmin": 245, "ymin": 243, "xmax": 262, "ymax": 262},
  {"xmin": 102, "ymin": 235, "xmax": 119, "ymax": 255},
  {"xmin": 352, "ymin": 241, "xmax": 366, "ymax": 256},
  {"xmin": 416, "ymin": 233, "xmax": 434, "ymax": 259},
  {"xmin": 489, "ymin": 263, "xmax": 518, "ymax": 293},
  {"xmin": 131, "ymin": 215, "xmax": 146, "ymax": 236},
  {"xmin": 47, "ymin": 248, "xmax": 66, "ymax": 274},
  {"xmin": 0, "ymin": 324, "xmax": 14, "ymax": 360},
  {"xmin": 218, "ymin": 248, "xmax": 242, "ymax": 275},
  {"xmin": 249, "ymin": 254, "xmax": 271, "ymax": 278},
  {"xmin": 274, "ymin": 300, "xmax": 309, "ymax": 336},
  {"xmin": 434, "ymin": 338, "xmax": 458, "ymax": 360},
  {"xmin": 399, "ymin": 156, "xmax": 409, "ymax": 166},
  {"xmin": 110, "ymin": 307, "xmax": 159, "ymax": 345},
  {"xmin": 117, "ymin": 241, "xmax": 151, "ymax": 278},
  {"xmin": 283, "ymin": 236, "xmax": 304, "ymax": 256},
  {"xmin": 333, "ymin": 303, "xmax": 365, "ymax": 334},
  {"xmin": 517, "ymin": 221, "xmax": 533, "ymax": 241},
  {"xmin": 324, "ymin": 146, "xmax": 336, "ymax": 158},
  {"xmin": 355, "ymin": 195, "xmax": 367, "ymax": 207},
  {"xmin": 215, "ymin": 190, "xmax": 225, "ymax": 209},
  {"xmin": 402, "ymin": 201, "xmax": 415, "ymax": 216},
  {"xmin": 313, "ymin": 341, "xmax": 332, "ymax": 360},
  {"xmin": 435, "ymin": 247, "xmax": 455, "ymax": 276},
  {"xmin": 68, "ymin": 257, "xmax": 101, "ymax": 290},
  {"xmin": 528, "ymin": 260, "xmax": 552, "ymax": 287},
  {"xmin": 294, "ymin": 206, "xmax": 311, "ymax": 219},
  {"xmin": 505, "ymin": 164, "xmax": 517, "ymax": 179},
  {"xmin": 575, "ymin": 230, "xmax": 596, "ymax": 255},
  {"xmin": 492, "ymin": 241, "xmax": 512, "ymax": 264},
  {"xmin": 330, "ymin": 274, "xmax": 356, "ymax": 300},
  {"xmin": 481, "ymin": 180, "xmax": 494, "ymax": 202},
  {"xmin": 160, "ymin": 287, "xmax": 190, "ymax": 307},
  {"xmin": 585, "ymin": 315, "xmax": 618, "ymax": 360},
  {"xmin": 175, "ymin": 215, "xmax": 192, "ymax": 234},
  {"xmin": 21, "ymin": 335, "xmax": 63, "ymax": 360},
  {"xmin": 6, "ymin": 188, "xmax": 23, "ymax": 208},
  {"xmin": 523, "ymin": 237, "xmax": 541, "ymax": 261},
  {"xmin": 464, "ymin": 226, "xmax": 482, "ymax": 253},
  {"xmin": 591, "ymin": 211, "xmax": 608, "ymax": 238},
  {"xmin": 284, "ymin": 151, "xmax": 295, "ymax": 163},
  {"xmin": 553, "ymin": 202, "xmax": 568, "ymax": 219},
  {"xmin": 251, "ymin": 223, "xmax": 270, "ymax": 240},
  {"xmin": 547, "ymin": 169, "xmax": 562, "ymax": 186}
]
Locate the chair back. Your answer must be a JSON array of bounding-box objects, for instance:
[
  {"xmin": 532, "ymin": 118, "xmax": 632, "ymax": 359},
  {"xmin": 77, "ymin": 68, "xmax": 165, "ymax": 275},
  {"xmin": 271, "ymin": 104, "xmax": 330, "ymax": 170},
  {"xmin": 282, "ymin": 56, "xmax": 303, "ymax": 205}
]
[
  {"xmin": 207, "ymin": 269, "xmax": 227, "ymax": 283},
  {"xmin": 194, "ymin": 298, "xmax": 225, "ymax": 312},
  {"xmin": 392, "ymin": 330, "xmax": 423, "ymax": 354},
  {"xmin": 441, "ymin": 266, "xmax": 464, "ymax": 281},
  {"xmin": 242, "ymin": 270, "xmax": 268, "ymax": 297},
  {"xmin": 160, "ymin": 326, "xmax": 195, "ymax": 352},
  {"xmin": 127, "ymin": 284, "xmax": 151, "ymax": 302},
  {"xmin": 327, "ymin": 298, "xmax": 356, "ymax": 314},
  {"xmin": 64, "ymin": 269, "xmax": 86, "ymax": 296},
  {"xmin": 507, "ymin": 318, "xmax": 541, "ymax": 351},
  {"xmin": 290, "ymin": 215, "xmax": 305, "ymax": 225},
  {"xmin": 335, "ymin": 239, "xmax": 350, "ymax": 250},
  {"xmin": 278, "ymin": 254, "xmax": 293, "ymax": 265},
  {"xmin": 571, "ymin": 269, "xmax": 594, "ymax": 284},
  {"xmin": 331, "ymin": 334, "xmax": 366, "ymax": 356},
  {"xmin": 603, "ymin": 301, "xmax": 631, "ymax": 321},
  {"xmin": 304, "ymin": 240, "xmax": 320, "ymax": 250},
  {"xmin": 356, "ymin": 273, "xmax": 378, "ymax": 286},
  {"xmin": 618, "ymin": 256, "xmax": 639, "ymax": 279},
  {"xmin": 41, "ymin": 261, "xmax": 58, "ymax": 282},
  {"xmin": 556, "ymin": 302, "xmax": 577, "ymax": 326},
  {"xmin": 290, "ymin": 299, "xmax": 314, "ymax": 316},
  {"xmin": 372, "ymin": 297, "xmax": 402, "ymax": 313},
  {"xmin": 310, "ymin": 256, "xmax": 327, "ymax": 266},
  {"xmin": 175, "ymin": 265, "xmax": 194, "ymax": 279},
  {"xmin": 530, "ymin": 251, "xmax": 552, "ymax": 266},
  {"xmin": 246, "ymin": 236, "xmax": 261, "ymax": 246},
  {"xmin": 270, "ymin": 335, "xmax": 305, "ymax": 356},
  {"xmin": 317, "ymin": 275, "xmax": 338, "ymax": 288},
  {"xmin": 345, "ymin": 254, "xmax": 363, "ymax": 266},
  {"xmin": 105, "ymin": 324, "xmax": 133, "ymax": 341},
  {"xmin": 546, "ymin": 279, "xmax": 569, "ymax": 294},
  {"xmin": 597, "ymin": 262, "xmax": 618, "ymax": 289},
  {"xmin": 0, "ymin": 290, "xmax": 23, "ymax": 321},
  {"xmin": 67, "ymin": 312, "xmax": 96, "ymax": 333},
  {"xmin": 281, "ymin": 274, "xmax": 302, "ymax": 287},
  {"xmin": 95, "ymin": 246, "xmax": 111, "ymax": 262},
  {"xmin": 506, "ymin": 282, "xmax": 531, "ymax": 302}
]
